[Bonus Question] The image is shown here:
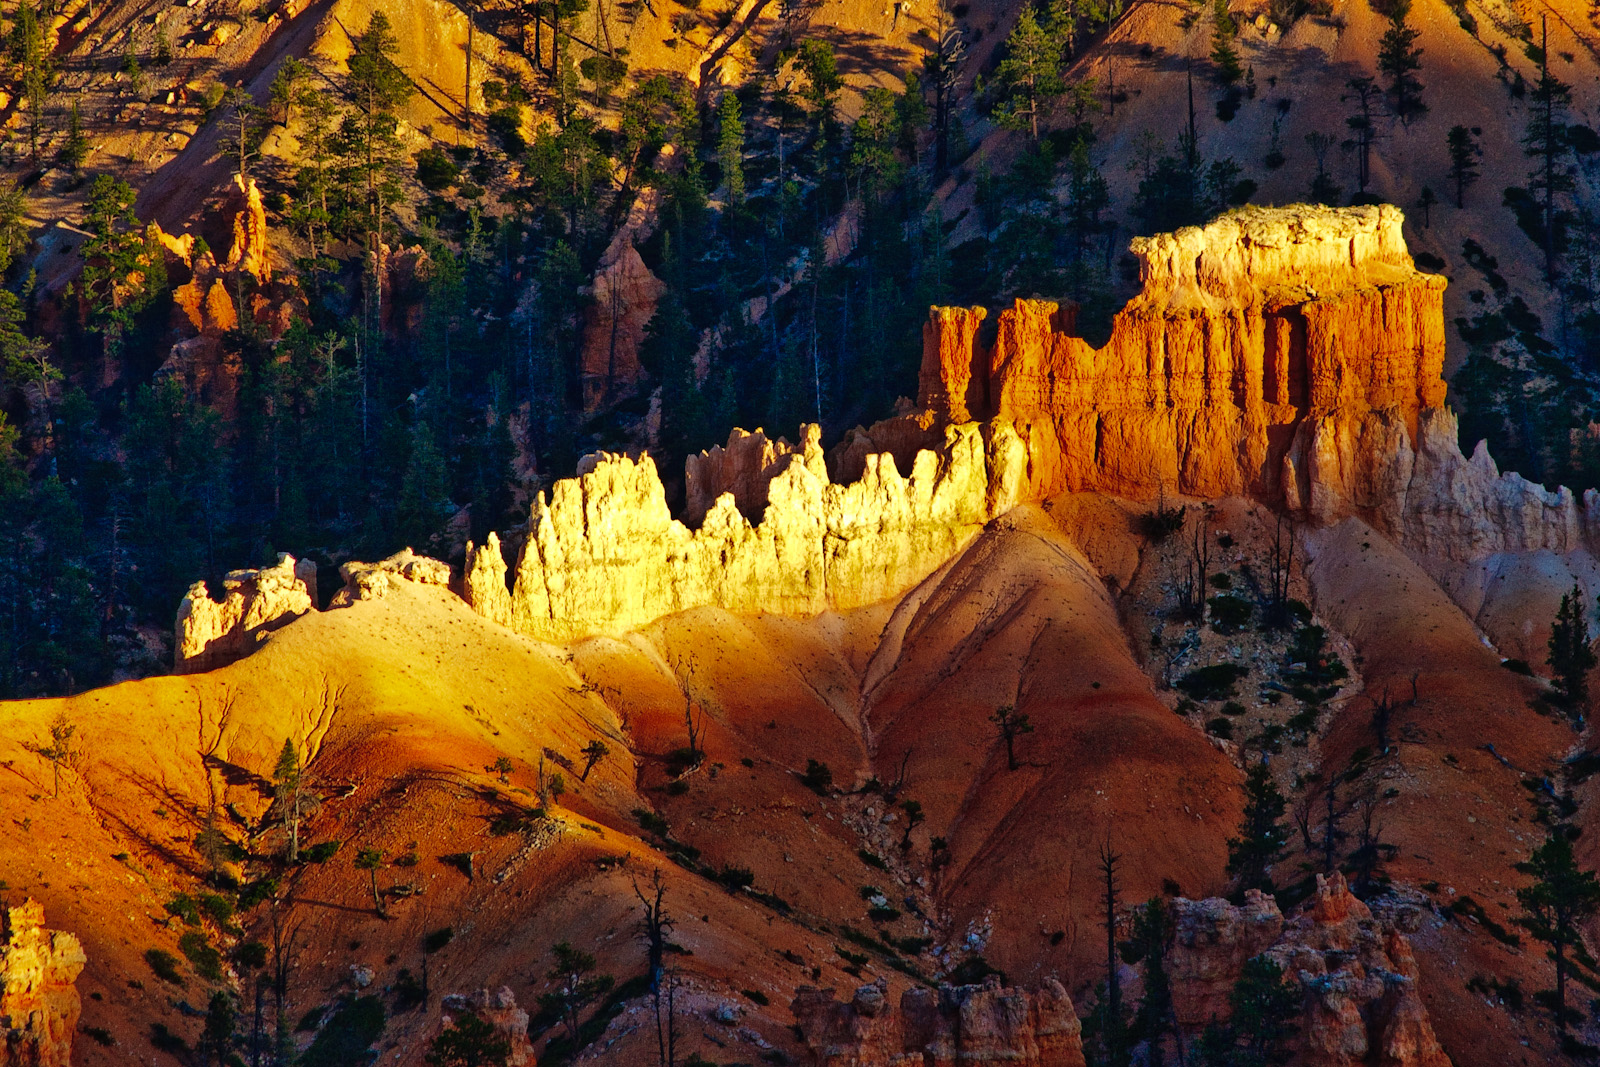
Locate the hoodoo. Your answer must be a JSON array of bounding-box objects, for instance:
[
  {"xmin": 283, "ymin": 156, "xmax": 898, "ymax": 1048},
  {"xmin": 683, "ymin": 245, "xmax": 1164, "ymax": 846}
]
[{"xmin": 177, "ymin": 203, "xmax": 1600, "ymax": 655}]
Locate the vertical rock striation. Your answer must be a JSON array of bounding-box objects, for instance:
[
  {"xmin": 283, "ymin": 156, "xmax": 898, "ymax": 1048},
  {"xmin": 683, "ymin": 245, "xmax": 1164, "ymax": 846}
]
[{"xmin": 0, "ymin": 900, "xmax": 85, "ymax": 1067}]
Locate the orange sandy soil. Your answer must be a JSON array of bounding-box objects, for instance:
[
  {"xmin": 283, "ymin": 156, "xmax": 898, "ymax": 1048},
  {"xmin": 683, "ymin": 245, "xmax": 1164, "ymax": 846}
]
[{"xmin": 1, "ymin": 493, "xmax": 1594, "ymax": 1064}]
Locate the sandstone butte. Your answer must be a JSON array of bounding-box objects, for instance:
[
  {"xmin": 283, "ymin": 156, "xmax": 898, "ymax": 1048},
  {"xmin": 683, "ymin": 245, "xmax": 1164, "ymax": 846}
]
[
  {"xmin": 177, "ymin": 202, "xmax": 1599, "ymax": 658},
  {"xmin": 0, "ymin": 900, "xmax": 86, "ymax": 1067}
]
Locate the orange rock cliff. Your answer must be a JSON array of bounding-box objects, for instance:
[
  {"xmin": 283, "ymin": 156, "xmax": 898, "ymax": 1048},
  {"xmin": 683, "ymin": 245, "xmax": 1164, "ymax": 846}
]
[
  {"xmin": 178, "ymin": 203, "xmax": 1598, "ymax": 657},
  {"xmin": 0, "ymin": 900, "xmax": 86, "ymax": 1067}
]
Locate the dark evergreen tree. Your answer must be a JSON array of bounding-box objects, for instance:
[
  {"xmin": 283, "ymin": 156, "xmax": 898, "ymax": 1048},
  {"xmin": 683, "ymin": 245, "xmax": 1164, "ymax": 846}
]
[
  {"xmin": 1226, "ymin": 761, "xmax": 1288, "ymax": 895},
  {"xmin": 1525, "ymin": 14, "xmax": 1574, "ymax": 281},
  {"xmin": 1546, "ymin": 583, "xmax": 1595, "ymax": 718},
  {"xmin": 1446, "ymin": 125, "xmax": 1481, "ymax": 208},
  {"xmin": 1376, "ymin": 0, "xmax": 1425, "ymax": 121},
  {"xmin": 1517, "ymin": 828, "xmax": 1600, "ymax": 1039}
]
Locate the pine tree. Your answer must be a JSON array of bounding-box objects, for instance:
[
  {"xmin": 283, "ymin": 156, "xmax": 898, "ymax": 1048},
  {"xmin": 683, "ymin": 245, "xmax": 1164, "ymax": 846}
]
[
  {"xmin": 1342, "ymin": 77, "xmax": 1379, "ymax": 195},
  {"xmin": 926, "ymin": 9, "xmax": 967, "ymax": 172},
  {"xmin": 57, "ymin": 102, "xmax": 87, "ymax": 175},
  {"xmin": 1210, "ymin": 0, "xmax": 1242, "ymax": 86},
  {"xmin": 1446, "ymin": 124, "xmax": 1481, "ymax": 208},
  {"xmin": 716, "ymin": 92, "xmax": 745, "ymax": 204},
  {"xmin": 355, "ymin": 847, "xmax": 386, "ymax": 917},
  {"xmin": 994, "ymin": 9, "xmax": 1062, "ymax": 140},
  {"xmin": 1226, "ymin": 761, "xmax": 1288, "ymax": 894},
  {"xmin": 538, "ymin": 943, "xmax": 614, "ymax": 1050},
  {"xmin": 1126, "ymin": 898, "xmax": 1178, "ymax": 1067},
  {"xmin": 79, "ymin": 176, "xmax": 158, "ymax": 357},
  {"xmin": 1525, "ymin": 14, "xmax": 1574, "ymax": 281},
  {"xmin": 1376, "ymin": 0, "xmax": 1425, "ymax": 122},
  {"xmin": 341, "ymin": 13, "xmax": 414, "ymax": 248},
  {"xmin": 1517, "ymin": 829, "xmax": 1600, "ymax": 1038},
  {"xmin": 1546, "ymin": 583, "xmax": 1595, "ymax": 717},
  {"xmin": 796, "ymin": 40, "xmax": 843, "ymax": 151},
  {"xmin": 273, "ymin": 739, "xmax": 308, "ymax": 863},
  {"xmin": 426, "ymin": 1012, "xmax": 512, "ymax": 1066}
]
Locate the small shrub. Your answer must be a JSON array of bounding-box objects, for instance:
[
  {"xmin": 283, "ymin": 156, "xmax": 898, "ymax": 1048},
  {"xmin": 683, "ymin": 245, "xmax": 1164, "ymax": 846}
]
[
  {"xmin": 145, "ymin": 948, "xmax": 184, "ymax": 986},
  {"xmin": 1501, "ymin": 658, "xmax": 1533, "ymax": 675},
  {"xmin": 489, "ymin": 813, "xmax": 526, "ymax": 836},
  {"xmin": 1176, "ymin": 664, "xmax": 1249, "ymax": 701},
  {"xmin": 1205, "ymin": 717, "xmax": 1235, "ymax": 739},
  {"xmin": 150, "ymin": 1022, "xmax": 187, "ymax": 1055},
  {"xmin": 178, "ymin": 931, "xmax": 223, "ymax": 982},
  {"xmin": 164, "ymin": 895, "xmax": 200, "ymax": 926},
  {"xmin": 1136, "ymin": 503, "xmax": 1186, "ymax": 541},
  {"xmin": 393, "ymin": 968, "xmax": 425, "ymax": 1013},
  {"xmin": 664, "ymin": 779, "xmax": 689, "ymax": 796},
  {"xmin": 859, "ymin": 885, "xmax": 883, "ymax": 901},
  {"xmin": 424, "ymin": 927, "xmax": 454, "ymax": 953},
  {"xmin": 1207, "ymin": 595, "xmax": 1253, "ymax": 634},
  {"xmin": 83, "ymin": 1026, "xmax": 114, "ymax": 1047},
  {"xmin": 1208, "ymin": 572, "xmax": 1233, "ymax": 590},
  {"xmin": 1414, "ymin": 251, "xmax": 1446, "ymax": 272},
  {"xmin": 948, "ymin": 955, "xmax": 1002, "ymax": 985},
  {"xmin": 718, "ymin": 864, "xmax": 755, "ymax": 891},
  {"xmin": 868, "ymin": 905, "xmax": 901, "ymax": 922},
  {"xmin": 1221, "ymin": 701, "xmax": 1246, "ymax": 717},
  {"xmin": 415, "ymin": 146, "xmax": 460, "ymax": 191},
  {"xmin": 858, "ymin": 849, "xmax": 888, "ymax": 871},
  {"xmin": 800, "ymin": 759, "xmax": 833, "ymax": 795},
  {"xmin": 302, "ymin": 840, "xmax": 342, "ymax": 864},
  {"xmin": 234, "ymin": 941, "xmax": 269, "ymax": 969},
  {"xmin": 634, "ymin": 809, "xmax": 671, "ymax": 837},
  {"xmin": 196, "ymin": 892, "xmax": 234, "ymax": 928},
  {"xmin": 742, "ymin": 988, "xmax": 770, "ymax": 1005}
]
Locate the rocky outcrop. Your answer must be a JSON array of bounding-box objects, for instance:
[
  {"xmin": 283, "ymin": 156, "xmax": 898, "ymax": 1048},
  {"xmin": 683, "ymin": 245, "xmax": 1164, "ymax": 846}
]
[
  {"xmin": 580, "ymin": 238, "xmax": 665, "ymax": 411},
  {"xmin": 474, "ymin": 421, "xmax": 995, "ymax": 643},
  {"xmin": 176, "ymin": 554, "xmax": 318, "ymax": 671},
  {"xmin": 683, "ymin": 425, "xmax": 828, "ymax": 525},
  {"xmin": 462, "ymin": 532, "xmax": 512, "ymax": 628},
  {"xmin": 440, "ymin": 987, "xmax": 532, "ymax": 1066},
  {"xmin": 331, "ymin": 549, "xmax": 453, "ymax": 605},
  {"xmin": 225, "ymin": 174, "xmax": 272, "ymax": 284},
  {"xmin": 792, "ymin": 976, "xmax": 1085, "ymax": 1067},
  {"xmin": 0, "ymin": 900, "xmax": 86, "ymax": 1067},
  {"xmin": 179, "ymin": 204, "xmax": 1598, "ymax": 660},
  {"xmin": 1170, "ymin": 888, "xmax": 1284, "ymax": 1027},
  {"xmin": 1170, "ymin": 875, "xmax": 1451, "ymax": 1067},
  {"xmin": 922, "ymin": 205, "xmax": 1446, "ymax": 508}
]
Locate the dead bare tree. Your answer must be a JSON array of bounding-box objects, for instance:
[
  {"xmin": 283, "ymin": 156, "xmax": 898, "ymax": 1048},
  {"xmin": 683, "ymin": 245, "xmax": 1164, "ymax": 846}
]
[
  {"xmin": 1264, "ymin": 513, "xmax": 1296, "ymax": 628},
  {"xmin": 634, "ymin": 869, "xmax": 677, "ymax": 1067},
  {"xmin": 1177, "ymin": 510, "xmax": 1213, "ymax": 619}
]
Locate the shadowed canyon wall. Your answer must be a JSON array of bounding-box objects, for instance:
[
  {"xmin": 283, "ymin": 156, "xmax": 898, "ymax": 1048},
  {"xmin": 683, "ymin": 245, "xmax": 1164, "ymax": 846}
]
[{"xmin": 180, "ymin": 203, "xmax": 1600, "ymax": 658}]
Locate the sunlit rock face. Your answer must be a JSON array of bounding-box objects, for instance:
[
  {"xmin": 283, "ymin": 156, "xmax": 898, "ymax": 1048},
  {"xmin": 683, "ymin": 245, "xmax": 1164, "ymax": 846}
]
[
  {"xmin": 175, "ymin": 553, "xmax": 317, "ymax": 671},
  {"xmin": 179, "ymin": 204, "xmax": 1600, "ymax": 652},
  {"xmin": 0, "ymin": 900, "xmax": 86, "ymax": 1067},
  {"xmin": 917, "ymin": 204, "xmax": 1447, "ymax": 509}
]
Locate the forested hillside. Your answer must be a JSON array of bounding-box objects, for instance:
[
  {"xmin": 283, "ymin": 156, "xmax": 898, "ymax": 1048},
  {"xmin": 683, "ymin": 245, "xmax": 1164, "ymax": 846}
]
[{"xmin": 2, "ymin": 0, "xmax": 1600, "ymax": 698}]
